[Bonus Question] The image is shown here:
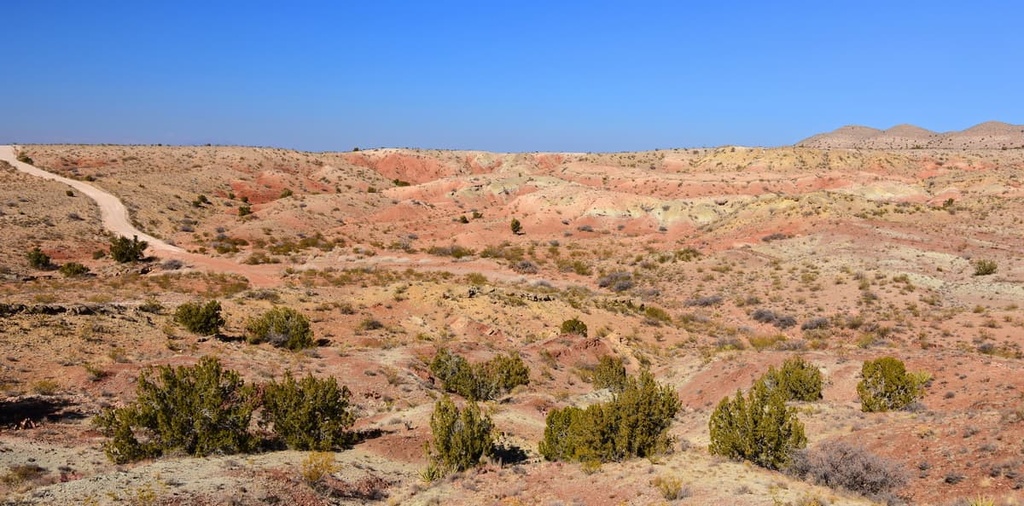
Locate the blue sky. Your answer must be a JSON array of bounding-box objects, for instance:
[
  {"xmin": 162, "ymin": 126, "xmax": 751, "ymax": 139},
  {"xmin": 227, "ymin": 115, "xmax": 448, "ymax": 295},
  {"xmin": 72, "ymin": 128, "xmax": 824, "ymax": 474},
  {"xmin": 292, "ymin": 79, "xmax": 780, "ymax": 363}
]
[{"xmin": 4, "ymin": 1, "xmax": 1022, "ymax": 152}]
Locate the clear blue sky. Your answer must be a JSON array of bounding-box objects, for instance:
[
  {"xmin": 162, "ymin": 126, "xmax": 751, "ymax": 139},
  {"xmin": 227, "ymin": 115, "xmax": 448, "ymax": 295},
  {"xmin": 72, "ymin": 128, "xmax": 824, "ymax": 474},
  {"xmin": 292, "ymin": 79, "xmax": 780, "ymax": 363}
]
[{"xmin": 4, "ymin": 1, "xmax": 1022, "ymax": 152}]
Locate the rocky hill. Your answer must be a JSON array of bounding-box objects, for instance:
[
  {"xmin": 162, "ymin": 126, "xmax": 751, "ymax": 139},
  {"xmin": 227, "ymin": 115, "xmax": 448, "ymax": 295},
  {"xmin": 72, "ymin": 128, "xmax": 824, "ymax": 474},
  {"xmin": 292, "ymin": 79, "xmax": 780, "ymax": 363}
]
[{"xmin": 798, "ymin": 121, "xmax": 1024, "ymax": 150}]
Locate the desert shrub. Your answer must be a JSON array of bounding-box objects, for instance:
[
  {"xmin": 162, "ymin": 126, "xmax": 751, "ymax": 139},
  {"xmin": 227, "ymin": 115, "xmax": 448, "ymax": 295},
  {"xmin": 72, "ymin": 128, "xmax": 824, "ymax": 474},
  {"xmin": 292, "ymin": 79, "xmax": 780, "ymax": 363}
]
[
  {"xmin": 161, "ymin": 258, "xmax": 184, "ymax": 270},
  {"xmin": 510, "ymin": 217, "xmax": 522, "ymax": 235},
  {"xmin": 588, "ymin": 355, "xmax": 628, "ymax": 392},
  {"xmin": 598, "ymin": 271, "xmax": 634, "ymax": 292},
  {"xmin": 58, "ymin": 262, "xmax": 90, "ymax": 277},
  {"xmin": 644, "ymin": 305, "xmax": 672, "ymax": 323},
  {"xmin": 26, "ymin": 247, "xmax": 53, "ymax": 270},
  {"xmin": 513, "ymin": 260, "xmax": 538, "ymax": 273},
  {"xmin": 238, "ymin": 204, "xmax": 252, "ymax": 216},
  {"xmin": 685, "ymin": 295, "xmax": 723, "ymax": 307},
  {"xmin": 674, "ymin": 247, "xmax": 701, "ymax": 262},
  {"xmin": 762, "ymin": 232, "xmax": 792, "ymax": 242},
  {"xmin": 429, "ymin": 348, "xmax": 476, "ymax": 397},
  {"xmin": 708, "ymin": 378, "xmax": 807, "ymax": 470},
  {"xmin": 857, "ymin": 357, "xmax": 924, "ymax": 412},
  {"xmin": 245, "ymin": 306, "xmax": 314, "ymax": 350},
  {"xmin": 961, "ymin": 498, "xmax": 996, "ymax": 506},
  {"xmin": 476, "ymin": 352, "xmax": 530, "ymax": 399},
  {"xmin": 109, "ymin": 235, "xmax": 148, "ymax": 263},
  {"xmin": 715, "ymin": 336, "xmax": 746, "ymax": 351},
  {"xmin": 94, "ymin": 357, "xmax": 255, "ymax": 463},
  {"xmin": 556, "ymin": 258, "xmax": 593, "ymax": 275},
  {"xmin": 787, "ymin": 440, "xmax": 907, "ymax": 501},
  {"xmin": 173, "ymin": 300, "xmax": 225, "ymax": 336},
  {"xmin": 801, "ymin": 317, "xmax": 830, "ymax": 331},
  {"xmin": 751, "ymin": 308, "xmax": 777, "ymax": 323},
  {"xmin": 357, "ymin": 316, "xmax": 384, "ymax": 331},
  {"xmin": 539, "ymin": 371, "xmax": 679, "ymax": 463},
  {"xmin": 480, "ymin": 243, "xmax": 519, "ymax": 261},
  {"xmin": 300, "ymin": 451, "xmax": 338, "ymax": 486},
  {"xmin": 751, "ymin": 308, "xmax": 798, "ymax": 329},
  {"xmin": 138, "ymin": 299, "xmax": 163, "ymax": 314},
  {"xmin": 31, "ymin": 379, "xmax": 60, "ymax": 395},
  {"xmin": 748, "ymin": 334, "xmax": 787, "ymax": 351},
  {"xmin": 423, "ymin": 395, "xmax": 494, "ymax": 481},
  {"xmin": 652, "ymin": 475, "xmax": 689, "ymax": 500},
  {"xmin": 262, "ymin": 372, "xmax": 355, "ymax": 451},
  {"xmin": 16, "ymin": 153, "xmax": 33, "ymax": 164},
  {"xmin": 762, "ymin": 357, "xmax": 824, "ymax": 402},
  {"xmin": 426, "ymin": 245, "xmax": 475, "ymax": 259},
  {"xmin": 560, "ymin": 317, "xmax": 588, "ymax": 336},
  {"xmin": 429, "ymin": 348, "xmax": 529, "ymax": 401},
  {"xmin": 537, "ymin": 405, "xmax": 587, "ymax": 462},
  {"xmin": 1, "ymin": 463, "xmax": 47, "ymax": 487},
  {"xmin": 973, "ymin": 259, "xmax": 998, "ymax": 276}
]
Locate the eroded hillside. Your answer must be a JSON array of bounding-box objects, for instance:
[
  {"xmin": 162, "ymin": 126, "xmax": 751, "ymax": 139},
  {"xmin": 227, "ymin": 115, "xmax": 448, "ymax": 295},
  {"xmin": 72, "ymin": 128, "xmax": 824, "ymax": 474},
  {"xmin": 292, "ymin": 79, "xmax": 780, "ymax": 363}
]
[{"xmin": 1, "ymin": 143, "xmax": 1022, "ymax": 505}]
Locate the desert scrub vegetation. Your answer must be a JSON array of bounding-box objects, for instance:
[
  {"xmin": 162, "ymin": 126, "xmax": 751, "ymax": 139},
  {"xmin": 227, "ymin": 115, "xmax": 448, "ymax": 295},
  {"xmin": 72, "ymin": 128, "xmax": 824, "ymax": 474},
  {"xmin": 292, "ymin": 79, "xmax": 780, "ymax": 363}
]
[
  {"xmin": 299, "ymin": 451, "xmax": 338, "ymax": 487},
  {"xmin": 857, "ymin": 356, "xmax": 927, "ymax": 412},
  {"xmin": 95, "ymin": 357, "xmax": 358, "ymax": 464},
  {"xmin": 709, "ymin": 377, "xmax": 807, "ymax": 470},
  {"xmin": 684, "ymin": 294, "xmax": 723, "ymax": 307},
  {"xmin": 428, "ymin": 348, "xmax": 529, "ymax": 401},
  {"xmin": 479, "ymin": 242, "xmax": 526, "ymax": 263},
  {"xmin": 555, "ymin": 257, "xmax": 593, "ymax": 275},
  {"xmin": 109, "ymin": 235, "xmax": 148, "ymax": 263},
  {"xmin": 423, "ymin": 395, "xmax": 494, "ymax": 481},
  {"xmin": 597, "ymin": 271, "xmax": 634, "ymax": 292},
  {"xmin": 265, "ymin": 232, "xmax": 340, "ymax": 255},
  {"xmin": 173, "ymin": 300, "xmax": 224, "ymax": 336},
  {"xmin": 787, "ymin": 440, "xmax": 907, "ymax": 503},
  {"xmin": 245, "ymin": 306, "xmax": 314, "ymax": 350},
  {"xmin": 0, "ymin": 463, "xmax": 47, "ymax": 489},
  {"xmin": 762, "ymin": 357, "xmax": 823, "ymax": 402},
  {"xmin": 652, "ymin": 474, "xmax": 690, "ymax": 500},
  {"xmin": 751, "ymin": 308, "xmax": 798, "ymax": 329},
  {"xmin": 559, "ymin": 317, "xmax": 588, "ymax": 336},
  {"xmin": 95, "ymin": 356, "xmax": 256, "ymax": 463},
  {"xmin": 26, "ymin": 247, "xmax": 54, "ymax": 270},
  {"xmin": 539, "ymin": 370, "xmax": 679, "ymax": 463},
  {"xmin": 973, "ymin": 259, "xmax": 998, "ymax": 276},
  {"xmin": 577, "ymin": 355, "xmax": 628, "ymax": 392},
  {"xmin": 510, "ymin": 217, "xmax": 523, "ymax": 235},
  {"xmin": 261, "ymin": 372, "xmax": 355, "ymax": 451},
  {"xmin": 58, "ymin": 261, "xmax": 90, "ymax": 277},
  {"xmin": 426, "ymin": 244, "xmax": 475, "ymax": 259}
]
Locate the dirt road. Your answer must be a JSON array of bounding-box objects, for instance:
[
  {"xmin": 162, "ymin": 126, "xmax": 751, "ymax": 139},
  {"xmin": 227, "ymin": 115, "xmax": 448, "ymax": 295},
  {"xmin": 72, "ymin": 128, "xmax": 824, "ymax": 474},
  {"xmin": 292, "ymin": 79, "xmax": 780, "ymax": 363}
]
[
  {"xmin": 0, "ymin": 146, "xmax": 280, "ymax": 286},
  {"xmin": 0, "ymin": 145, "xmax": 183, "ymax": 253}
]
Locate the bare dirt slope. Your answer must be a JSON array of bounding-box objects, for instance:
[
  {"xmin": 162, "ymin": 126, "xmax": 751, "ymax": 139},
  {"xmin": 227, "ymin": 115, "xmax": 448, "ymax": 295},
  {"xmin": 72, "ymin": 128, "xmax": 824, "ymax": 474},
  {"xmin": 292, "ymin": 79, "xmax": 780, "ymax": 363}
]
[{"xmin": 1, "ymin": 138, "xmax": 1023, "ymax": 505}]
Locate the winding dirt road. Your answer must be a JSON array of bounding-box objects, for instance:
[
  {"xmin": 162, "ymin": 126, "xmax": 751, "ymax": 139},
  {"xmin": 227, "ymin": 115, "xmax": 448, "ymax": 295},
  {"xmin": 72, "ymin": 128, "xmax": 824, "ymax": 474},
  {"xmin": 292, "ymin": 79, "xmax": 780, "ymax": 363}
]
[
  {"xmin": 0, "ymin": 145, "xmax": 286, "ymax": 286},
  {"xmin": 0, "ymin": 145, "xmax": 182, "ymax": 253}
]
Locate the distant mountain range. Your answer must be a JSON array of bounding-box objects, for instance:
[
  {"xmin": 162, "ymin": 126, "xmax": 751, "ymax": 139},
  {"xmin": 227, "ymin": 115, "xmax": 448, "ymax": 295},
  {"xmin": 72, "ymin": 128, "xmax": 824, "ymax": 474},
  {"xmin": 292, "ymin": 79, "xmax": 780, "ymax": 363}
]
[{"xmin": 796, "ymin": 121, "xmax": 1024, "ymax": 149}]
